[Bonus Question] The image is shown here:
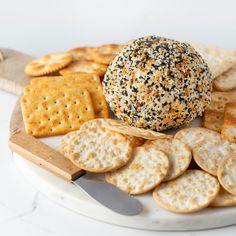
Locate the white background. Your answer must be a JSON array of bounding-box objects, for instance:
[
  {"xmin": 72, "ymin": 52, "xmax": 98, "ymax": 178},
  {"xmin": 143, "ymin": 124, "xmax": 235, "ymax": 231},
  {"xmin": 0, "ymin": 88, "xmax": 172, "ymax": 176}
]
[
  {"xmin": 1, "ymin": 0, "xmax": 236, "ymax": 235},
  {"xmin": 1, "ymin": 0, "xmax": 236, "ymax": 56}
]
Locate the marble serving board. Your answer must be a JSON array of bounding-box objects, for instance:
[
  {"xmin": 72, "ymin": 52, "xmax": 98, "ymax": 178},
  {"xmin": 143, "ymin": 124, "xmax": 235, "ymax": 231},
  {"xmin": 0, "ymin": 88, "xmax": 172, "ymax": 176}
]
[
  {"xmin": 11, "ymin": 116, "xmax": 236, "ymax": 231},
  {"xmin": 3, "ymin": 48, "xmax": 236, "ymax": 231}
]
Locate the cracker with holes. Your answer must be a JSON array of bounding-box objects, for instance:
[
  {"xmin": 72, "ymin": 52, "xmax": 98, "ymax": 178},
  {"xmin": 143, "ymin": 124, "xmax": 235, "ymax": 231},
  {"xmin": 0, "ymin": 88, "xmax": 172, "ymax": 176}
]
[
  {"xmin": 213, "ymin": 66, "xmax": 236, "ymax": 91},
  {"xmin": 207, "ymin": 101, "xmax": 226, "ymax": 113},
  {"xmin": 25, "ymin": 75, "xmax": 109, "ymax": 118},
  {"xmin": 153, "ymin": 170, "xmax": 220, "ymax": 213},
  {"xmin": 174, "ymin": 127, "xmax": 221, "ymax": 149},
  {"xmin": 211, "ymin": 92, "xmax": 236, "ymax": 103},
  {"xmin": 144, "ymin": 138, "xmax": 192, "ymax": 181},
  {"xmin": 68, "ymin": 47, "xmax": 95, "ymax": 61},
  {"xmin": 210, "ymin": 187, "xmax": 236, "ymax": 207},
  {"xmin": 222, "ymin": 102, "xmax": 236, "ymax": 143},
  {"xmin": 203, "ymin": 101, "xmax": 225, "ymax": 132},
  {"xmin": 68, "ymin": 127, "xmax": 133, "ymax": 173},
  {"xmin": 105, "ymin": 146, "xmax": 169, "ymax": 194},
  {"xmin": 193, "ymin": 140, "xmax": 236, "ymax": 176},
  {"xmin": 218, "ymin": 156, "xmax": 236, "ymax": 195},
  {"xmin": 203, "ymin": 109, "xmax": 224, "ymax": 132},
  {"xmin": 20, "ymin": 88, "xmax": 95, "ymax": 137},
  {"xmin": 100, "ymin": 119, "xmax": 168, "ymax": 140},
  {"xmin": 25, "ymin": 52, "xmax": 72, "ymax": 77},
  {"xmin": 30, "ymin": 73, "xmax": 99, "ymax": 85},
  {"xmin": 92, "ymin": 44, "xmax": 123, "ymax": 65},
  {"xmin": 203, "ymin": 92, "xmax": 236, "ymax": 132},
  {"xmin": 59, "ymin": 61, "xmax": 107, "ymax": 77}
]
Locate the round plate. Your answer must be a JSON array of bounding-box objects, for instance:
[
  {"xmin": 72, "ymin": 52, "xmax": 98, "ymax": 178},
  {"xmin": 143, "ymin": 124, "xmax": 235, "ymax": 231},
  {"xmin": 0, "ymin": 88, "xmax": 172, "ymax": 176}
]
[{"xmin": 12, "ymin": 118, "xmax": 236, "ymax": 231}]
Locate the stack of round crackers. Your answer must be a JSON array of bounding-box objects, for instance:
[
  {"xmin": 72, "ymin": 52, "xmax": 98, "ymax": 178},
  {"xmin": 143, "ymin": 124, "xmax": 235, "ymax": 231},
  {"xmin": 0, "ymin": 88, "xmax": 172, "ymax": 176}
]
[{"xmin": 25, "ymin": 44, "xmax": 123, "ymax": 79}]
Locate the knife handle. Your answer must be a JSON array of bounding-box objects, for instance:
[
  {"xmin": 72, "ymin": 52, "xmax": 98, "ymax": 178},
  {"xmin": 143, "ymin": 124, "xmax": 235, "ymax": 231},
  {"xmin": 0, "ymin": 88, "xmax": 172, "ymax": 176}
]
[{"xmin": 9, "ymin": 131, "xmax": 84, "ymax": 181}]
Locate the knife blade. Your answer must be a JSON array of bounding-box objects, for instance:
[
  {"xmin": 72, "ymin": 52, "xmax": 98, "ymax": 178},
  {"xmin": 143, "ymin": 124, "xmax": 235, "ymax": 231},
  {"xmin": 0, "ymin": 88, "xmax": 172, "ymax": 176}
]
[
  {"xmin": 74, "ymin": 177, "xmax": 142, "ymax": 215},
  {"xmin": 9, "ymin": 131, "xmax": 143, "ymax": 216}
]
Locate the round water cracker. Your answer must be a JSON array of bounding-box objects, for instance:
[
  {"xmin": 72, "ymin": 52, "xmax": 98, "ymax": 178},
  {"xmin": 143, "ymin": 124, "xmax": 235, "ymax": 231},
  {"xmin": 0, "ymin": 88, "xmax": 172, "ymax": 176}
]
[
  {"xmin": 69, "ymin": 127, "xmax": 133, "ymax": 173},
  {"xmin": 68, "ymin": 47, "xmax": 95, "ymax": 61},
  {"xmin": 79, "ymin": 118, "xmax": 106, "ymax": 131},
  {"xmin": 193, "ymin": 140, "xmax": 235, "ymax": 176},
  {"xmin": 100, "ymin": 119, "xmax": 168, "ymax": 140},
  {"xmin": 210, "ymin": 187, "xmax": 236, "ymax": 207},
  {"xmin": 92, "ymin": 44, "xmax": 123, "ymax": 65},
  {"xmin": 59, "ymin": 61, "xmax": 107, "ymax": 77},
  {"xmin": 25, "ymin": 52, "xmax": 72, "ymax": 77},
  {"xmin": 59, "ymin": 130, "xmax": 80, "ymax": 159},
  {"xmin": 79, "ymin": 118, "xmax": 144, "ymax": 147},
  {"xmin": 153, "ymin": 170, "xmax": 220, "ymax": 213},
  {"xmin": 144, "ymin": 138, "xmax": 192, "ymax": 181},
  {"xmin": 105, "ymin": 146, "xmax": 169, "ymax": 195},
  {"xmin": 218, "ymin": 156, "xmax": 236, "ymax": 195},
  {"xmin": 174, "ymin": 127, "xmax": 221, "ymax": 150}
]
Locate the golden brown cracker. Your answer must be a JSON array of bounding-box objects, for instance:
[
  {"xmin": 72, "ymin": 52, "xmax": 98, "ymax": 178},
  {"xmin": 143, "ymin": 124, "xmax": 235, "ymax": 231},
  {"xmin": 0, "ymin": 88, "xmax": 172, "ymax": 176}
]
[
  {"xmin": 221, "ymin": 102, "xmax": 236, "ymax": 143},
  {"xmin": 203, "ymin": 92, "xmax": 236, "ymax": 132},
  {"xmin": 25, "ymin": 52, "xmax": 72, "ymax": 77},
  {"xmin": 207, "ymin": 101, "xmax": 225, "ymax": 113},
  {"xmin": 211, "ymin": 92, "xmax": 236, "ymax": 103},
  {"xmin": 20, "ymin": 88, "xmax": 95, "ymax": 137},
  {"xmin": 68, "ymin": 47, "xmax": 95, "ymax": 61},
  {"xmin": 30, "ymin": 73, "xmax": 99, "ymax": 85},
  {"xmin": 92, "ymin": 44, "xmax": 123, "ymax": 65},
  {"xmin": 59, "ymin": 61, "xmax": 107, "ymax": 77},
  {"xmin": 202, "ymin": 109, "xmax": 224, "ymax": 132},
  {"xmin": 26, "ymin": 75, "xmax": 109, "ymax": 118}
]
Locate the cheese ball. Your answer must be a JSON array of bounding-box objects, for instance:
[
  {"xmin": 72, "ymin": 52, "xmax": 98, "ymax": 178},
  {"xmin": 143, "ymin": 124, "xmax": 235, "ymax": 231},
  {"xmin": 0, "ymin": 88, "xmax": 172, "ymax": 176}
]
[{"xmin": 103, "ymin": 36, "xmax": 212, "ymax": 131}]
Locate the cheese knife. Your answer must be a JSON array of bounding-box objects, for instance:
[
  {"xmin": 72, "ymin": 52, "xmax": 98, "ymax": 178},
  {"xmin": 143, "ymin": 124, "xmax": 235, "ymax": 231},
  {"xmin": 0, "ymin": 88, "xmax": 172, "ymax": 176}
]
[
  {"xmin": 8, "ymin": 101, "xmax": 142, "ymax": 216},
  {"xmin": 9, "ymin": 131, "xmax": 143, "ymax": 216}
]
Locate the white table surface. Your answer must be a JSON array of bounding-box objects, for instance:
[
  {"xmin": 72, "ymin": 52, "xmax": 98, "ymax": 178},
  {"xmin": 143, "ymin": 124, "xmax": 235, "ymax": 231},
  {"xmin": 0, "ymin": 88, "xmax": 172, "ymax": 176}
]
[{"xmin": 1, "ymin": 0, "xmax": 236, "ymax": 235}]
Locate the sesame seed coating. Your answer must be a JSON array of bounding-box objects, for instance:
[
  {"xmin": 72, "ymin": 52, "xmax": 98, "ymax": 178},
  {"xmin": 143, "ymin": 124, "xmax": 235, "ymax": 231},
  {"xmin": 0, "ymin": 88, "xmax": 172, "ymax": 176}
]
[{"xmin": 103, "ymin": 36, "xmax": 212, "ymax": 131}]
